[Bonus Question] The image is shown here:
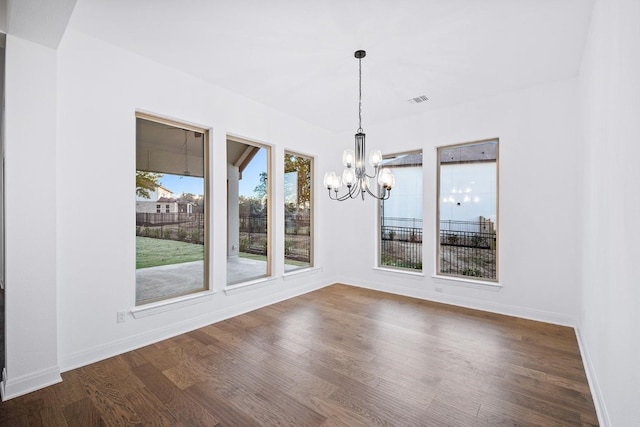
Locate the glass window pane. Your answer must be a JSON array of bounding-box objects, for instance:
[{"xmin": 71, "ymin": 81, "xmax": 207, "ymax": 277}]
[
  {"xmin": 437, "ymin": 140, "xmax": 498, "ymax": 281},
  {"xmin": 227, "ymin": 138, "xmax": 271, "ymax": 285},
  {"xmin": 135, "ymin": 116, "xmax": 208, "ymax": 305},
  {"xmin": 379, "ymin": 151, "xmax": 423, "ymax": 271},
  {"xmin": 284, "ymin": 152, "xmax": 313, "ymax": 272}
]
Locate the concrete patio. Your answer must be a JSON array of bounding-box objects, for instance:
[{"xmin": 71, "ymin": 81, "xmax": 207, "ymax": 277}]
[{"xmin": 136, "ymin": 256, "xmax": 269, "ymax": 304}]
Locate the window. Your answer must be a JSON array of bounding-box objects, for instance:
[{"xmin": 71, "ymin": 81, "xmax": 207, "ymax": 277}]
[
  {"xmin": 378, "ymin": 151, "xmax": 423, "ymax": 271},
  {"xmin": 135, "ymin": 114, "xmax": 209, "ymax": 305},
  {"xmin": 284, "ymin": 151, "xmax": 313, "ymax": 272},
  {"xmin": 437, "ymin": 139, "xmax": 498, "ymax": 281},
  {"xmin": 226, "ymin": 136, "xmax": 272, "ymax": 285}
]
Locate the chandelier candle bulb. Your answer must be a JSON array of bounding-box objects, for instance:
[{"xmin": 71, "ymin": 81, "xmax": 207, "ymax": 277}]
[
  {"xmin": 369, "ymin": 149, "xmax": 382, "ymax": 167},
  {"xmin": 323, "ymin": 172, "xmax": 336, "ymax": 190},
  {"xmin": 378, "ymin": 168, "xmax": 395, "ymax": 189},
  {"xmin": 342, "ymin": 150, "xmax": 355, "ymax": 168},
  {"xmin": 343, "ymin": 168, "xmax": 357, "ymax": 187}
]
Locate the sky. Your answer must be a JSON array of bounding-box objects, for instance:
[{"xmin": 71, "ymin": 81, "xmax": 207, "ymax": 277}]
[
  {"xmin": 238, "ymin": 148, "xmax": 267, "ymax": 197},
  {"xmin": 159, "ymin": 148, "xmax": 267, "ymax": 198},
  {"xmin": 160, "ymin": 174, "xmax": 204, "ymax": 196}
]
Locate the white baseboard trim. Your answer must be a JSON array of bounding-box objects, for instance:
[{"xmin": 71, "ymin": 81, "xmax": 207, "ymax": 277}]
[
  {"xmin": 575, "ymin": 327, "xmax": 610, "ymax": 427},
  {"xmin": 60, "ymin": 279, "xmax": 329, "ymax": 372},
  {"xmin": 340, "ymin": 279, "xmax": 577, "ymax": 327},
  {"xmin": 1, "ymin": 365, "xmax": 62, "ymax": 401}
]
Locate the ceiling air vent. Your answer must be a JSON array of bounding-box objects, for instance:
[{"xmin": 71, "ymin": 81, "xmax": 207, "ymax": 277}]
[{"xmin": 408, "ymin": 95, "xmax": 429, "ymax": 104}]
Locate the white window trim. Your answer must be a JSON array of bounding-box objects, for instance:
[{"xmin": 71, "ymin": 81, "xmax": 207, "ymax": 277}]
[
  {"xmin": 131, "ymin": 290, "xmax": 216, "ymax": 319},
  {"xmin": 432, "ymin": 274, "xmax": 502, "ymax": 290},
  {"xmin": 435, "ymin": 138, "xmax": 499, "ymax": 283}
]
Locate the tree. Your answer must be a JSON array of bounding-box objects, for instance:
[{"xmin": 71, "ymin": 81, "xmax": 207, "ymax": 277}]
[
  {"xmin": 253, "ymin": 171, "xmax": 268, "ymax": 202},
  {"xmin": 136, "ymin": 171, "xmax": 163, "ymax": 198},
  {"xmin": 284, "ymin": 154, "xmax": 311, "ymax": 209},
  {"xmin": 178, "ymin": 193, "xmax": 196, "ymax": 203},
  {"xmin": 239, "ymin": 195, "xmax": 264, "ymax": 216}
]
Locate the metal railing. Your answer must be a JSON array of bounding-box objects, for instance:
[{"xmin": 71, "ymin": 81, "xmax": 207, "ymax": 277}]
[
  {"xmin": 285, "ymin": 215, "xmax": 311, "ymax": 263},
  {"xmin": 238, "ymin": 215, "xmax": 311, "ymax": 262},
  {"xmin": 379, "ymin": 218, "xmax": 496, "ymax": 278},
  {"xmin": 239, "ymin": 215, "xmax": 268, "ymax": 255},
  {"xmin": 439, "ymin": 219, "xmax": 496, "ymax": 279},
  {"xmin": 136, "ymin": 213, "xmax": 205, "ymax": 244},
  {"xmin": 380, "ymin": 218, "xmax": 423, "ymax": 270},
  {"xmin": 136, "ymin": 212, "xmax": 200, "ymax": 226}
]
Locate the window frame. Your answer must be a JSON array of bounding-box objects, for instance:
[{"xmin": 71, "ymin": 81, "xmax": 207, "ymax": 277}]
[
  {"xmin": 135, "ymin": 112, "xmax": 210, "ymax": 305},
  {"xmin": 377, "ymin": 150, "xmax": 424, "ymax": 273},
  {"xmin": 436, "ymin": 138, "xmax": 499, "ymax": 283},
  {"xmin": 226, "ymin": 135, "xmax": 273, "ymax": 286}
]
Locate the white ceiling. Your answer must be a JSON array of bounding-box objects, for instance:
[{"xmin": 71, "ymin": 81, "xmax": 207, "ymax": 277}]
[
  {"xmin": 30, "ymin": 0, "xmax": 596, "ymax": 133},
  {"xmin": 5, "ymin": 0, "xmax": 77, "ymax": 48}
]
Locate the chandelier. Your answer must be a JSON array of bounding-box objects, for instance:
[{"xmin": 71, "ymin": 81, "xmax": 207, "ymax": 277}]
[{"xmin": 323, "ymin": 50, "xmax": 394, "ymax": 201}]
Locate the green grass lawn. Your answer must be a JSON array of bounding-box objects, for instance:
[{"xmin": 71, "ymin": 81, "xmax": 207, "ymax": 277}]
[
  {"xmin": 136, "ymin": 236, "xmax": 204, "ymax": 269},
  {"xmin": 238, "ymin": 252, "xmax": 267, "ymax": 261}
]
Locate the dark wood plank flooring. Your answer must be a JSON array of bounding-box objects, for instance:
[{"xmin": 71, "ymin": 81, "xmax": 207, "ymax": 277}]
[{"xmin": 0, "ymin": 284, "xmax": 599, "ymax": 426}]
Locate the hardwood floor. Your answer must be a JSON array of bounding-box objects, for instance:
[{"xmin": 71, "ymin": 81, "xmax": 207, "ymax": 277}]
[{"xmin": 0, "ymin": 284, "xmax": 598, "ymax": 426}]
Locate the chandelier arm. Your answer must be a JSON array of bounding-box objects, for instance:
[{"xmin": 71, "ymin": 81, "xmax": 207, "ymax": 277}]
[
  {"xmin": 363, "ymin": 183, "xmax": 386, "ymax": 200},
  {"xmin": 336, "ymin": 185, "xmax": 360, "ymax": 201}
]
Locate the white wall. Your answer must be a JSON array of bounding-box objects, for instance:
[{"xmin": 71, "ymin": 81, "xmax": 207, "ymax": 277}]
[
  {"xmin": 1, "ymin": 27, "xmax": 338, "ymax": 398},
  {"xmin": 334, "ymin": 77, "xmax": 583, "ymax": 326},
  {"xmin": 3, "ymin": 35, "xmax": 60, "ymax": 398},
  {"xmin": 578, "ymin": 0, "xmax": 640, "ymax": 425},
  {"xmin": 54, "ymin": 28, "xmax": 339, "ymax": 369}
]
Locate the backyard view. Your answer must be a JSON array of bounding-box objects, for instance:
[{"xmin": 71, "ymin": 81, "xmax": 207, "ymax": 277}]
[
  {"xmin": 135, "ymin": 170, "xmax": 206, "ymax": 304},
  {"xmin": 232, "ymin": 152, "xmax": 312, "ymax": 272},
  {"xmin": 379, "ymin": 151, "xmax": 424, "ymax": 271},
  {"xmin": 136, "ymin": 116, "xmax": 207, "ymax": 304},
  {"xmin": 378, "ymin": 146, "xmax": 497, "ymax": 280},
  {"xmin": 379, "ymin": 217, "xmax": 496, "ymax": 277},
  {"xmin": 136, "ymin": 236, "xmax": 204, "ymax": 269},
  {"xmin": 437, "ymin": 140, "xmax": 498, "ymax": 280}
]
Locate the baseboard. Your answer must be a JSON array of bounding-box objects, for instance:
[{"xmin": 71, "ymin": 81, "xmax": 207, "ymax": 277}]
[
  {"xmin": 341, "ymin": 279, "xmax": 577, "ymax": 327},
  {"xmin": 0, "ymin": 368, "xmax": 6, "ymax": 400},
  {"xmin": 60, "ymin": 279, "xmax": 329, "ymax": 372},
  {"xmin": 1, "ymin": 365, "xmax": 62, "ymax": 401},
  {"xmin": 575, "ymin": 327, "xmax": 610, "ymax": 427}
]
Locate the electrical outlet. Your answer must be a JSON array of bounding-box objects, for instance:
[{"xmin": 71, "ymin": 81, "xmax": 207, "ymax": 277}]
[{"xmin": 117, "ymin": 311, "xmax": 126, "ymax": 323}]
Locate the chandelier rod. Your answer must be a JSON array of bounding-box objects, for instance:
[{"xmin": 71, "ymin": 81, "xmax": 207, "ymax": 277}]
[{"xmin": 358, "ymin": 52, "xmax": 363, "ymax": 132}]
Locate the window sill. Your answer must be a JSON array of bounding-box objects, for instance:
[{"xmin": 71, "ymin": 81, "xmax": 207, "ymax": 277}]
[
  {"xmin": 432, "ymin": 275, "xmax": 502, "ymax": 291},
  {"xmin": 131, "ymin": 290, "xmax": 216, "ymax": 319},
  {"xmin": 224, "ymin": 276, "xmax": 277, "ymax": 295},
  {"xmin": 283, "ymin": 266, "xmax": 322, "ymax": 280},
  {"xmin": 373, "ymin": 266, "xmax": 425, "ymax": 279}
]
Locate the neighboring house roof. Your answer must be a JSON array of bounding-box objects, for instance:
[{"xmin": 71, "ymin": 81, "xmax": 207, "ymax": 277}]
[
  {"xmin": 157, "ymin": 197, "xmax": 178, "ymax": 203},
  {"xmin": 383, "ymin": 152, "xmax": 423, "ymax": 167},
  {"xmin": 440, "ymin": 141, "xmax": 497, "ymax": 164}
]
